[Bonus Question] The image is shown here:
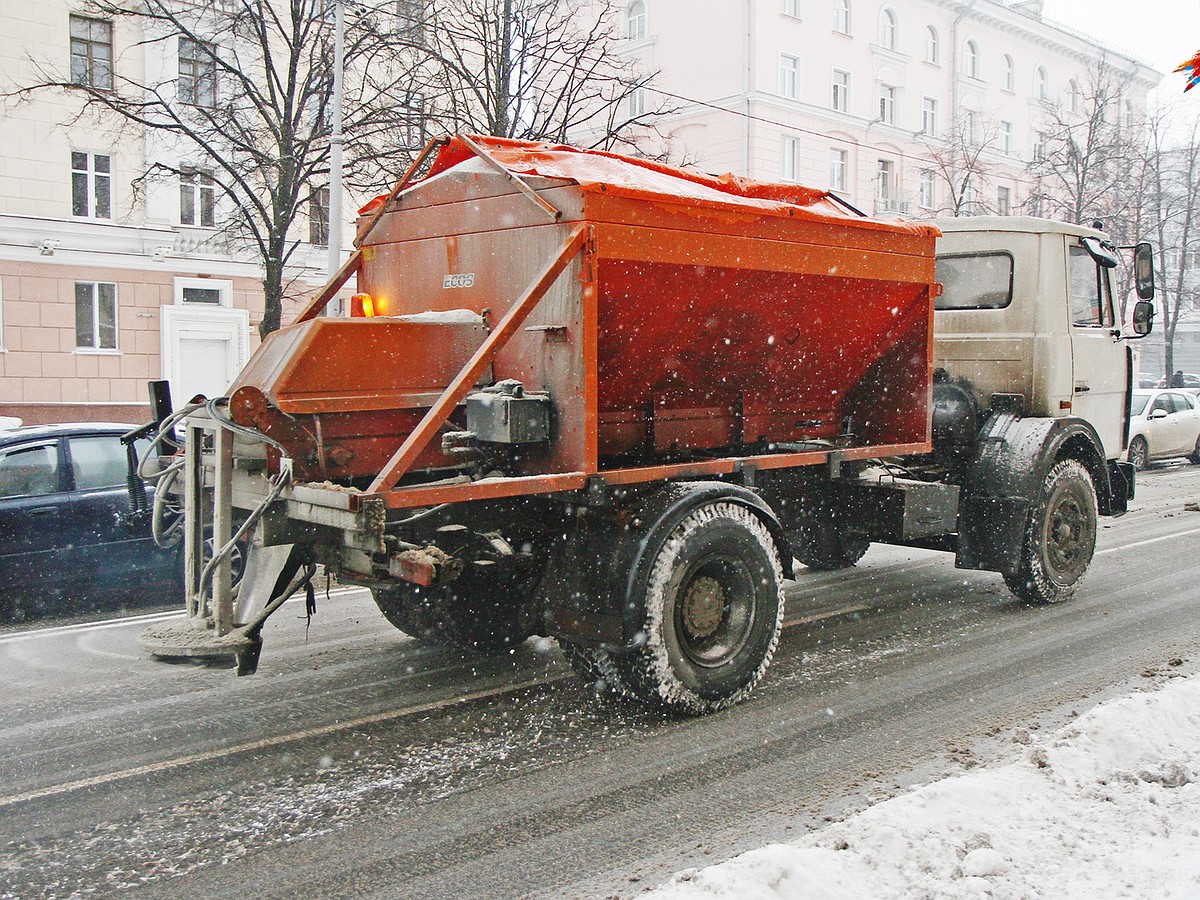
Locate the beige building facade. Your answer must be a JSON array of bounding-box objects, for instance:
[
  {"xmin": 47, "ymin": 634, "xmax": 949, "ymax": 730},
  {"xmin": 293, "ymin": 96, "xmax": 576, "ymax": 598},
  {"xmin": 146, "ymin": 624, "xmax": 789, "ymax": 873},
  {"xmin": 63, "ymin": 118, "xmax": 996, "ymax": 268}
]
[{"xmin": 0, "ymin": 1, "xmax": 339, "ymax": 425}]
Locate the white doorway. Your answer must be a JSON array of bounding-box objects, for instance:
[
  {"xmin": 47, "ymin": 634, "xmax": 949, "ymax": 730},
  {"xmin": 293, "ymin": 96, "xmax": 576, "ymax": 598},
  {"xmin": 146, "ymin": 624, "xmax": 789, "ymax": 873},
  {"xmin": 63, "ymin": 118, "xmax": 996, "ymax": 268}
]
[{"xmin": 161, "ymin": 304, "xmax": 249, "ymax": 405}]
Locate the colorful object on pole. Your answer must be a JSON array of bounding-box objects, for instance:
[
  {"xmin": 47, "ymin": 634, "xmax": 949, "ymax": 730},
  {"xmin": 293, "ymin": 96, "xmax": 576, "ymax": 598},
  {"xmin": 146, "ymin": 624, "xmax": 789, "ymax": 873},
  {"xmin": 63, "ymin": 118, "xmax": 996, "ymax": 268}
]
[{"xmin": 1175, "ymin": 51, "xmax": 1200, "ymax": 91}]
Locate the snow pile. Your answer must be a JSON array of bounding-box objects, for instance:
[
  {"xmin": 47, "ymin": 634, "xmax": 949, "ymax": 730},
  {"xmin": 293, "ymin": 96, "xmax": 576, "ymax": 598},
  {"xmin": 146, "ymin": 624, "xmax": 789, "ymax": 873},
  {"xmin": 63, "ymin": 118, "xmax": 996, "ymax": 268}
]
[{"xmin": 653, "ymin": 675, "xmax": 1200, "ymax": 899}]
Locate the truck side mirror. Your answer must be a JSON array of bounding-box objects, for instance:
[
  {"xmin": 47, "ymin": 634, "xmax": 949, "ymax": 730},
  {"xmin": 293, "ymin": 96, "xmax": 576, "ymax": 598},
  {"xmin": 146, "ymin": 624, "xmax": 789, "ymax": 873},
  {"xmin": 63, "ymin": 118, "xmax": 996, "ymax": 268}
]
[
  {"xmin": 1133, "ymin": 242, "xmax": 1155, "ymax": 300},
  {"xmin": 1130, "ymin": 299, "xmax": 1154, "ymax": 336}
]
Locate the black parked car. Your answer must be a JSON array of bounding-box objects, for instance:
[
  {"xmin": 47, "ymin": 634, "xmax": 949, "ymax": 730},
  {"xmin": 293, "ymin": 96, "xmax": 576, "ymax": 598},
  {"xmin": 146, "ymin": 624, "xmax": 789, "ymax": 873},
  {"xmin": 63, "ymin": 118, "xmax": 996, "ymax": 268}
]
[{"xmin": 0, "ymin": 422, "xmax": 179, "ymax": 621}]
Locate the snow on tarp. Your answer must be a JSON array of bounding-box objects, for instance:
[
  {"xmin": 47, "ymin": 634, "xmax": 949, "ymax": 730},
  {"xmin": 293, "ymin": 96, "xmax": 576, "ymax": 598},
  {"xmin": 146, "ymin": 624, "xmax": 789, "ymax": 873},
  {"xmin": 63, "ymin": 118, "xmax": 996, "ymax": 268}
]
[
  {"xmin": 650, "ymin": 673, "xmax": 1200, "ymax": 899},
  {"xmin": 412, "ymin": 135, "xmax": 937, "ymax": 237}
]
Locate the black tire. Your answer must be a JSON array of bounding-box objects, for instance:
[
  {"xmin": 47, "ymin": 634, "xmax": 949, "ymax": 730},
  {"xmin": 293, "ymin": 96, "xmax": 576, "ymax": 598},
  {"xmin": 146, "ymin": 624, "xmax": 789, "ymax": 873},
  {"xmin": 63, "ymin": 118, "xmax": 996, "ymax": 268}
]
[
  {"xmin": 1004, "ymin": 458, "xmax": 1097, "ymax": 605},
  {"xmin": 613, "ymin": 502, "xmax": 784, "ymax": 715},
  {"xmin": 371, "ymin": 569, "xmax": 535, "ymax": 653},
  {"xmin": 1190, "ymin": 434, "xmax": 1200, "ymax": 465},
  {"xmin": 790, "ymin": 508, "xmax": 870, "ymax": 571},
  {"xmin": 1128, "ymin": 435, "xmax": 1149, "ymax": 471}
]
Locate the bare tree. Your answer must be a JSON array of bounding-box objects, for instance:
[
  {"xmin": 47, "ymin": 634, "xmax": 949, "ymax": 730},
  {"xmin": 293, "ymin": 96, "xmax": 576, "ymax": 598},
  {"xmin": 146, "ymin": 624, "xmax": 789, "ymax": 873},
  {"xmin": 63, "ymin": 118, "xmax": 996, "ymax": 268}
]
[
  {"xmin": 1140, "ymin": 112, "xmax": 1200, "ymax": 378},
  {"xmin": 12, "ymin": 0, "xmax": 436, "ymax": 336},
  {"xmin": 414, "ymin": 0, "xmax": 670, "ymax": 152},
  {"xmin": 920, "ymin": 112, "xmax": 998, "ymax": 216},
  {"xmin": 1027, "ymin": 56, "xmax": 1142, "ymax": 236}
]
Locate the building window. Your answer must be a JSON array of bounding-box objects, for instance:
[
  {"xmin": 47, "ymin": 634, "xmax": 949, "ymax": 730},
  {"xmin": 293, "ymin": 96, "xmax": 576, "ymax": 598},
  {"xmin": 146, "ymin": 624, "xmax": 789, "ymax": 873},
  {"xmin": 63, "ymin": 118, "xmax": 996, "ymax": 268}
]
[
  {"xmin": 962, "ymin": 182, "xmax": 977, "ymax": 215},
  {"xmin": 1033, "ymin": 131, "xmax": 1045, "ymax": 161},
  {"xmin": 627, "ymin": 1, "xmax": 647, "ymax": 40},
  {"xmin": 830, "ymin": 148, "xmax": 847, "ymax": 191},
  {"xmin": 399, "ymin": 93, "xmax": 424, "ymax": 148},
  {"xmin": 963, "ymin": 40, "xmax": 979, "ymax": 79},
  {"xmin": 178, "ymin": 38, "xmax": 217, "ymax": 108},
  {"xmin": 628, "ymin": 87, "xmax": 646, "ymax": 118},
  {"xmin": 397, "ymin": 0, "xmax": 424, "ymax": 42},
  {"xmin": 70, "ymin": 16, "xmax": 113, "ymax": 90},
  {"xmin": 999, "ymin": 120, "xmax": 1013, "ymax": 153},
  {"xmin": 180, "ymin": 169, "xmax": 215, "ymax": 227},
  {"xmin": 1122, "ymin": 100, "xmax": 1134, "ymax": 128},
  {"xmin": 997, "ymin": 186, "xmax": 1011, "ymax": 216},
  {"xmin": 779, "ymin": 53, "xmax": 799, "ymax": 98},
  {"xmin": 878, "ymin": 83, "xmax": 896, "ymax": 125},
  {"xmin": 781, "ymin": 0, "xmax": 799, "ymax": 16},
  {"xmin": 1002, "ymin": 55, "xmax": 1014, "ymax": 91},
  {"xmin": 1069, "ymin": 79, "xmax": 1080, "ymax": 112},
  {"xmin": 782, "ymin": 136, "xmax": 799, "ymax": 181},
  {"xmin": 924, "ymin": 26, "xmax": 938, "ymax": 63},
  {"xmin": 922, "ymin": 96, "xmax": 938, "ymax": 134},
  {"xmin": 75, "ymin": 282, "xmax": 117, "ymax": 350},
  {"xmin": 174, "ymin": 277, "xmax": 233, "ymax": 307},
  {"xmin": 1034, "ymin": 66, "xmax": 1048, "ymax": 100},
  {"xmin": 71, "ymin": 151, "xmax": 112, "ymax": 219},
  {"xmin": 919, "ymin": 169, "xmax": 934, "ymax": 208},
  {"xmin": 832, "ymin": 70, "xmax": 850, "ymax": 112},
  {"xmin": 962, "ymin": 110, "xmax": 977, "ymax": 145},
  {"xmin": 833, "ymin": 0, "xmax": 850, "ymax": 33},
  {"xmin": 878, "ymin": 8, "xmax": 897, "ymax": 50},
  {"xmin": 310, "ymin": 186, "xmax": 330, "ymax": 245},
  {"xmin": 876, "ymin": 159, "xmax": 895, "ymax": 206}
]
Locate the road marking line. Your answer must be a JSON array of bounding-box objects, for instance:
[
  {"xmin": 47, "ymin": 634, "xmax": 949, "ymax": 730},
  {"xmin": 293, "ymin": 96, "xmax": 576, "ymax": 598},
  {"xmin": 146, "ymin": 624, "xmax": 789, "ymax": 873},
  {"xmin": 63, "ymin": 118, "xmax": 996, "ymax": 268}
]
[
  {"xmin": 1097, "ymin": 524, "xmax": 1200, "ymax": 555},
  {"xmin": 0, "ymin": 672, "xmax": 570, "ymax": 810}
]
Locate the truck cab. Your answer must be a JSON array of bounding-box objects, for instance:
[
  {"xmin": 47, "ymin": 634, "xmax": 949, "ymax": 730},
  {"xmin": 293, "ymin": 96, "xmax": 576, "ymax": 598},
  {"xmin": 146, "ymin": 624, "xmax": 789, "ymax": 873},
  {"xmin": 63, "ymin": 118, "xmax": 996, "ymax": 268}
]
[{"xmin": 933, "ymin": 217, "xmax": 1133, "ymax": 460}]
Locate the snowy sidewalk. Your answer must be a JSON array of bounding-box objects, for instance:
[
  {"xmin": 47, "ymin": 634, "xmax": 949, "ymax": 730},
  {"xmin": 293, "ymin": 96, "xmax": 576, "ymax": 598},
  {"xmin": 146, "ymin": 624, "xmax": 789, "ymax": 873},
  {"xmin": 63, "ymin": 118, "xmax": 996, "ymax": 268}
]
[{"xmin": 651, "ymin": 672, "xmax": 1200, "ymax": 899}]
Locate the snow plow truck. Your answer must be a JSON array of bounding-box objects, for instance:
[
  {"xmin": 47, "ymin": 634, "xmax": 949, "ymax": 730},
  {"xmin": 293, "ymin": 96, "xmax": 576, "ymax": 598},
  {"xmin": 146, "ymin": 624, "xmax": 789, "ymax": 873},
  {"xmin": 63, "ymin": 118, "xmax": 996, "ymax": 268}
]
[{"xmin": 133, "ymin": 134, "xmax": 1156, "ymax": 715}]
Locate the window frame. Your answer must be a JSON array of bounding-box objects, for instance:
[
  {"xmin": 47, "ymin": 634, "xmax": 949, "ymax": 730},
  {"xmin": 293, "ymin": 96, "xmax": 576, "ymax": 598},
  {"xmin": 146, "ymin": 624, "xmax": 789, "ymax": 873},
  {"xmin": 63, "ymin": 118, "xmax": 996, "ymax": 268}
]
[
  {"xmin": 74, "ymin": 281, "xmax": 119, "ymax": 352},
  {"xmin": 878, "ymin": 83, "xmax": 896, "ymax": 125},
  {"xmin": 878, "ymin": 8, "xmax": 898, "ymax": 50},
  {"xmin": 69, "ymin": 15, "xmax": 113, "ymax": 91},
  {"xmin": 71, "ymin": 150, "xmax": 112, "ymax": 220},
  {"xmin": 924, "ymin": 26, "xmax": 938, "ymax": 63},
  {"xmin": 934, "ymin": 251, "xmax": 1016, "ymax": 311},
  {"xmin": 833, "ymin": 0, "xmax": 850, "ymax": 33},
  {"xmin": 179, "ymin": 167, "xmax": 216, "ymax": 228},
  {"xmin": 829, "ymin": 147, "xmax": 848, "ymax": 192},
  {"xmin": 832, "ymin": 69, "xmax": 850, "ymax": 112},
  {"xmin": 1002, "ymin": 54, "xmax": 1015, "ymax": 91},
  {"xmin": 781, "ymin": 135, "xmax": 799, "ymax": 182},
  {"xmin": 1034, "ymin": 65, "xmax": 1048, "ymax": 101},
  {"xmin": 173, "ymin": 276, "xmax": 233, "ymax": 308},
  {"xmin": 779, "ymin": 53, "xmax": 800, "ymax": 98},
  {"xmin": 918, "ymin": 169, "xmax": 934, "ymax": 209},
  {"xmin": 397, "ymin": 0, "xmax": 424, "ymax": 42},
  {"xmin": 1068, "ymin": 243, "xmax": 1115, "ymax": 328},
  {"xmin": 178, "ymin": 37, "xmax": 217, "ymax": 108},
  {"xmin": 963, "ymin": 39, "xmax": 980, "ymax": 79},
  {"xmin": 921, "ymin": 95, "xmax": 938, "ymax": 134},
  {"xmin": 626, "ymin": 1, "xmax": 647, "ymax": 40}
]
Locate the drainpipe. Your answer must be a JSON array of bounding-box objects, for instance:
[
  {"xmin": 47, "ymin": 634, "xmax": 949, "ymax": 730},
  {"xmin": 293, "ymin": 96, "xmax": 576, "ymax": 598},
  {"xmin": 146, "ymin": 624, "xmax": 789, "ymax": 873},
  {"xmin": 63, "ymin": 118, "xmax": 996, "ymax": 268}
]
[{"xmin": 744, "ymin": 0, "xmax": 752, "ymax": 176}]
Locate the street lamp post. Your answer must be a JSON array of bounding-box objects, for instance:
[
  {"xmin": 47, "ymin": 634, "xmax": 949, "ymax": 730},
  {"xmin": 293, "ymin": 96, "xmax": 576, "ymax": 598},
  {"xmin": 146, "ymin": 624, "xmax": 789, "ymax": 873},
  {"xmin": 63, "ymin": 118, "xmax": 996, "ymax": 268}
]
[{"xmin": 327, "ymin": 0, "xmax": 345, "ymax": 292}]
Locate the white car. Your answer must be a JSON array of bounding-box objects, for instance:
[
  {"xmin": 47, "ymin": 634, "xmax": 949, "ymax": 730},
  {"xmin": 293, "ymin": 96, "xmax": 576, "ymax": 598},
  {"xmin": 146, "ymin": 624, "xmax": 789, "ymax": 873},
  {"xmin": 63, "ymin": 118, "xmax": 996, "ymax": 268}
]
[{"xmin": 1125, "ymin": 389, "xmax": 1200, "ymax": 469}]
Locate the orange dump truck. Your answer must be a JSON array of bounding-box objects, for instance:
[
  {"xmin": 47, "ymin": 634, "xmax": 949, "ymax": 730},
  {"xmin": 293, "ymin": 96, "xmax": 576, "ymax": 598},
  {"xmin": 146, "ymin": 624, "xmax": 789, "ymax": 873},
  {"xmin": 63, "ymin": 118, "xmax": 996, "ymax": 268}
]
[{"xmin": 136, "ymin": 135, "xmax": 1155, "ymax": 714}]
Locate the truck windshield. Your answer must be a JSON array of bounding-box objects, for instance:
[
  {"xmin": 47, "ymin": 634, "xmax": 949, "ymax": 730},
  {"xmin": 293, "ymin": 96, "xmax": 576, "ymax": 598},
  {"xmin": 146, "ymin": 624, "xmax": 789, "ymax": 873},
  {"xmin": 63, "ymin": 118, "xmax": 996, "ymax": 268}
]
[{"xmin": 934, "ymin": 252, "xmax": 1014, "ymax": 310}]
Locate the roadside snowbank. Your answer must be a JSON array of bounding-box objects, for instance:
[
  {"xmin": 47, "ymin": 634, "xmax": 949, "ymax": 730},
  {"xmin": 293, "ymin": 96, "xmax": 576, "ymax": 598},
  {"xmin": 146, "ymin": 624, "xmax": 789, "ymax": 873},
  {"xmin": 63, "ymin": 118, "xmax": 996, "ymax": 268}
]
[{"xmin": 652, "ymin": 673, "xmax": 1200, "ymax": 899}]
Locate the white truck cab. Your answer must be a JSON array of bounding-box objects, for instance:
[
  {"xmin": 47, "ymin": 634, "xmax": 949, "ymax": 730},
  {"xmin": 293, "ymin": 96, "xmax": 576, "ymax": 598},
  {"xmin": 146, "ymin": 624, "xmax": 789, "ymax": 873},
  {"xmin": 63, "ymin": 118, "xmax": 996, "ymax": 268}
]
[{"xmin": 933, "ymin": 216, "xmax": 1143, "ymax": 460}]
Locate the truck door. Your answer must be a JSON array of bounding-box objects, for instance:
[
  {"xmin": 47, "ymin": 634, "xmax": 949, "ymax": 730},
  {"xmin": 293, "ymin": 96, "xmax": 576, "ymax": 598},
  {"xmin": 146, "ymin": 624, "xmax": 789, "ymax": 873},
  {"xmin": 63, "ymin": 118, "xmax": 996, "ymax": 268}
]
[{"xmin": 1066, "ymin": 241, "xmax": 1127, "ymax": 457}]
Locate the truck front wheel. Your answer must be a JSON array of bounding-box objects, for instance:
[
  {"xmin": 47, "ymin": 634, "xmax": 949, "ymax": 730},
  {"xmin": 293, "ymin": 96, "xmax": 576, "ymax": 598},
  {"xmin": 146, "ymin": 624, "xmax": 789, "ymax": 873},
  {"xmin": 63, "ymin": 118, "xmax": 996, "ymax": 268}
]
[
  {"xmin": 615, "ymin": 502, "xmax": 784, "ymax": 715},
  {"xmin": 1004, "ymin": 458, "xmax": 1097, "ymax": 604}
]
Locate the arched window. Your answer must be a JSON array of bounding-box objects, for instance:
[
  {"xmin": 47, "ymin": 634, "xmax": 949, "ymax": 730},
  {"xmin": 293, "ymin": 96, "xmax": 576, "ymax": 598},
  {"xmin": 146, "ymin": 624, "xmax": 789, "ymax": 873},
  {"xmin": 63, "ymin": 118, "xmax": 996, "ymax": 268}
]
[
  {"xmin": 833, "ymin": 0, "xmax": 850, "ymax": 33},
  {"xmin": 1034, "ymin": 65, "xmax": 1048, "ymax": 100},
  {"xmin": 964, "ymin": 40, "xmax": 979, "ymax": 78},
  {"xmin": 879, "ymin": 8, "xmax": 898, "ymax": 50},
  {"xmin": 924, "ymin": 26, "xmax": 938, "ymax": 63},
  {"xmin": 627, "ymin": 1, "xmax": 646, "ymax": 41},
  {"xmin": 1002, "ymin": 54, "xmax": 1014, "ymax": 90}
]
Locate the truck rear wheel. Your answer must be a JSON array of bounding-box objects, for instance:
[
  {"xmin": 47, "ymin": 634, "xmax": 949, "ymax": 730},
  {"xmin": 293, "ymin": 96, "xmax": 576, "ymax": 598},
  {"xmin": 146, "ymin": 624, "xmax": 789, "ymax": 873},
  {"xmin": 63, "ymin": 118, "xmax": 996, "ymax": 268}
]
[
  {"xmin": 614, "ymin": 502, "xmax": 784, "ymax": 715},
  {"xmin": 1004, "ymin": 458, "xmax": 1097, "ymax": 604},
  {"xmin": 372, "ymin": 571, "xmax": 535, "ymax": 653}
]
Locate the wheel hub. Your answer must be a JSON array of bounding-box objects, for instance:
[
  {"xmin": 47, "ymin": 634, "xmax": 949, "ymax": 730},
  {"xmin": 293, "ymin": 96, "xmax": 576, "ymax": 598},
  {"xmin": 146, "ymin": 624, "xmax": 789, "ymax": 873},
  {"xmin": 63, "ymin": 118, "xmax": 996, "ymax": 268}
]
[{"xmin": 682, "ymin": 576, "xmax": 725, "ymax": 639}]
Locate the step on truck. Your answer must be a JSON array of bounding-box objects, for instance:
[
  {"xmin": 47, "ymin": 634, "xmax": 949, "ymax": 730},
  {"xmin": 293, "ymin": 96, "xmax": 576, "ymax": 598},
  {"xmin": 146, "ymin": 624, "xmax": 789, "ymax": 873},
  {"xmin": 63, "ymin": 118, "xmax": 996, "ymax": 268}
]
[{"xmin": 134, "ymin": 135, "xmax": 1156, "ymax": 714}]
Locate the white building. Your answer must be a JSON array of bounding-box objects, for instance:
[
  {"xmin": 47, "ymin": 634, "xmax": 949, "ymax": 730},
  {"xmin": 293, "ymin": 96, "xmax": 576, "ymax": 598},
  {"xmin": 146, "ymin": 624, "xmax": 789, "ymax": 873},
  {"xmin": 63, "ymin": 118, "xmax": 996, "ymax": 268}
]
[{"xmin": 611, "ymin": 0, "xmax": 1159, "ymax": 218}]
